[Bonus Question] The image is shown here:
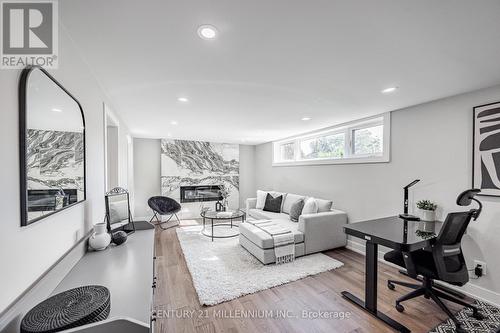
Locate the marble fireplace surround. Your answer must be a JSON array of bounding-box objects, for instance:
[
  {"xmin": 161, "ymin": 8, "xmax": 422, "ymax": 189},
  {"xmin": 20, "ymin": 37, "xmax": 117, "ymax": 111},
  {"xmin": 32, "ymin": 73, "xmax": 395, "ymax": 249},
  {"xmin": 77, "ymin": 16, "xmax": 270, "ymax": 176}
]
[{"xmin": 160, "ymin": 139, "xmax": 239, "ymax": 219}]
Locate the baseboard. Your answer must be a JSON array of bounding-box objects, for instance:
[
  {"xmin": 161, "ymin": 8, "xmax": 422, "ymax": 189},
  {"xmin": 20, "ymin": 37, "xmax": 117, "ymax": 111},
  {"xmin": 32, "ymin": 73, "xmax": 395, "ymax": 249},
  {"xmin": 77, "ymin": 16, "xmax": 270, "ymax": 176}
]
[
  {"xmin": 346, "ymin": 239, "xmax": 500, "ymax": 308},
  {"xmin": 0, "ymin": 231, "xmax": 91, "ymax": 333}
]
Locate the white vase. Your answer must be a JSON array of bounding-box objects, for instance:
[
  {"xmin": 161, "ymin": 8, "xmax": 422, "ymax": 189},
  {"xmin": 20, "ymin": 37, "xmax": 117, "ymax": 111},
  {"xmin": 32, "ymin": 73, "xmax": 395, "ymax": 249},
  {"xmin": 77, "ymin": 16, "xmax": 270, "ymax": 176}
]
[
  {"xmin": 89, "ymin": 223, "xmax": 111, "ymax": 251},
  {"xmin": 418, "ymin": 209, "xmax": 436, "ymax": 222}
]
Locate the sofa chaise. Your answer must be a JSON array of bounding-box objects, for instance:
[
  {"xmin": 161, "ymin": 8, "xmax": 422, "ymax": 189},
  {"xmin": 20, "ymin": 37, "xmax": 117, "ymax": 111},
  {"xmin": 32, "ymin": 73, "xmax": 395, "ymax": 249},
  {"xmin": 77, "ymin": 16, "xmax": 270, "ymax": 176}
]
[{"xmin": 239, "ymin": 191, "xmax": 347, "ymax": 264}]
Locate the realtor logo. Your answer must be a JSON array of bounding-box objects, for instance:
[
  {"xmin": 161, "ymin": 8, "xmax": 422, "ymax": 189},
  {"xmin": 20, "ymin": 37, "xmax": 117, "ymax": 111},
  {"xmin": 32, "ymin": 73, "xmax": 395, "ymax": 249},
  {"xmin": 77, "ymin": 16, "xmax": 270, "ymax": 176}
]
[{"xmin": 1, "ymin": 0, "xmax": 58, "ymax": 69}]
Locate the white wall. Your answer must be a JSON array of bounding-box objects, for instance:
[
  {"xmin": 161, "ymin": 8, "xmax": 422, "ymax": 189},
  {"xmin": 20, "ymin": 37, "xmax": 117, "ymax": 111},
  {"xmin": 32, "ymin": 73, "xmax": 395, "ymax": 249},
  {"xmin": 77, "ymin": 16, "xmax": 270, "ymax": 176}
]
[
  {"xmin": 0, "ymin": 30, "xmax": 129, "ymax": 313},
  {"xmin": 133, "ymin": 138, "xmax": 161, "ymax": 219},
  {"xmin": 132, "ymin": 139, "xmax": 256, "ymax": 219},
  {"xmin": 254, "ymin": 85, "xmax": 500, "ymax": 305}
]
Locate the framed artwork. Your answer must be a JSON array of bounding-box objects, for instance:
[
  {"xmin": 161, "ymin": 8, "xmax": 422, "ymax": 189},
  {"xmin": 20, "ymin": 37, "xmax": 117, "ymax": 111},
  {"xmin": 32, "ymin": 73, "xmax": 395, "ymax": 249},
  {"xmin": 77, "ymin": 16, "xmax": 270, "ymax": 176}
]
[{"xmin": 473, "ymin": 101, "xmax": 500, "ymax": 196}]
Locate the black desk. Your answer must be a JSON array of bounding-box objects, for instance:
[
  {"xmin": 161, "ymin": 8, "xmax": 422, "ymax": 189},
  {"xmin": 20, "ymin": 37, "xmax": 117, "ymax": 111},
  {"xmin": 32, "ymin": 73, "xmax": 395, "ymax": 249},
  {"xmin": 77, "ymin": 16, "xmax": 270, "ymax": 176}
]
[{"xmin": 342, "ymin": 216, "xmax": 440, "ymax": 333}]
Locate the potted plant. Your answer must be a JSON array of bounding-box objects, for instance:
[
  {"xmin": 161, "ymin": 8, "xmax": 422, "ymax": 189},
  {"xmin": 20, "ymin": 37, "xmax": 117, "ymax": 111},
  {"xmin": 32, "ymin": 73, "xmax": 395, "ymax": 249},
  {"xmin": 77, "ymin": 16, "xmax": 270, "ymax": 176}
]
[{"xmin": 416, "ymin": 200, "xmax": 437, "ymax": 222}]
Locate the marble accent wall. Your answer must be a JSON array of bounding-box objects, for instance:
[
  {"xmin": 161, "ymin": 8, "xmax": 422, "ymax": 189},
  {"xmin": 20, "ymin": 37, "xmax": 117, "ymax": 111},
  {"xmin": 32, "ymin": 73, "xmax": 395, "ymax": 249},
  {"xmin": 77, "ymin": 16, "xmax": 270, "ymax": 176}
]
[{"xmin": 161, "ymin": 139, "xmax": 240, "ymax": 213}]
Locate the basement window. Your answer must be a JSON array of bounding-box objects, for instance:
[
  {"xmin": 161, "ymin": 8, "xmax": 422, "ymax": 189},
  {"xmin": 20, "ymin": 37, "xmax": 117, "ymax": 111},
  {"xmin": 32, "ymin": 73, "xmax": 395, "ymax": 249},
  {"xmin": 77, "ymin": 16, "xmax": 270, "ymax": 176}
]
[{"xmin": 272, "ymin": 113, "xmax": 390, "ymax": 166}]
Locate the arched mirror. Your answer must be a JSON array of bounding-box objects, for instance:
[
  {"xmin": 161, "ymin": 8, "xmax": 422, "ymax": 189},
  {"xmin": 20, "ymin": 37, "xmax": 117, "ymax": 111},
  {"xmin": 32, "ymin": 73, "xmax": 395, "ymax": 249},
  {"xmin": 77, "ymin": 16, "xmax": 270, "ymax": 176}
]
[{"xmin": 19, "ymin": 66, "xmax": 86, "ymax": 226}]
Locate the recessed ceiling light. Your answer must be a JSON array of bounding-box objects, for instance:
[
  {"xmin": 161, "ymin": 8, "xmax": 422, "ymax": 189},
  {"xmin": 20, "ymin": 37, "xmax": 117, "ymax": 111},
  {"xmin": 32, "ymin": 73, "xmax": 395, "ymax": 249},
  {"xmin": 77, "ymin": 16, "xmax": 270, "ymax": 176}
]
[
  {"xmin": 197, "ymin": 25, "xmax": 218, "ymax": 40},
  {"xmin": 381, "ymin": 86, "xmax": 398, "ymax": 94},
  {"xmin": 167, "ymin": 133, "xmax": 172, "ymax": 137},
  {"xmin": 301, "ymin": 117, "xmax": 312, "ymax": 121},
  {"xmin": 52, "ymin": 108, "xmax": 62, "ymax": 112},
  {"xmin": 170, "ymin": 120, "xmax": 178, "ymax": 126},
  {"xmin": 177, "ymin": 97, "xmax": 189, "ymax": 103}
]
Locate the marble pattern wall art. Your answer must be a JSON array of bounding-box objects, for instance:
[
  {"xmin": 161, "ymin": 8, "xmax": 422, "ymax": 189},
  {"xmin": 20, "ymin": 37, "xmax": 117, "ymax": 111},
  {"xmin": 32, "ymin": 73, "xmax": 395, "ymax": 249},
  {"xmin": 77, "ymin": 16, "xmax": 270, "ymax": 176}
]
[
  {"xmin": 473, "ymin": 101, "xmax": 500, "ymax": 196},
  {"xmin": 161, "ymin": 139, "xmax": 240, "ymax": 210},
  {"xmin": 26, "ymin": 129, "xmax": 85, "ymax": 218}
]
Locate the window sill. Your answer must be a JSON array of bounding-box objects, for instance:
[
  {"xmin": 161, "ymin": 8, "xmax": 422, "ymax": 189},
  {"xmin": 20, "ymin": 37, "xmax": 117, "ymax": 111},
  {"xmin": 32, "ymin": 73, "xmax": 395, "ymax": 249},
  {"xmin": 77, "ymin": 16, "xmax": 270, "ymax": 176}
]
[{"xmin": 272, "ymin": 155, "xmax": 390, "ymax": 167}]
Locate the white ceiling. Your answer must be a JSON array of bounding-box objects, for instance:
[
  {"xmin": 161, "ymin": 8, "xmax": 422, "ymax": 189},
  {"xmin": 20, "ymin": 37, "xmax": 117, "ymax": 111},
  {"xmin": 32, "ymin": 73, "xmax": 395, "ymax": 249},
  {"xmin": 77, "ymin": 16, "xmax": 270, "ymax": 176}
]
[{"xmin": 60, "ymin": 0, "xmax": 500, "ymax": 144}]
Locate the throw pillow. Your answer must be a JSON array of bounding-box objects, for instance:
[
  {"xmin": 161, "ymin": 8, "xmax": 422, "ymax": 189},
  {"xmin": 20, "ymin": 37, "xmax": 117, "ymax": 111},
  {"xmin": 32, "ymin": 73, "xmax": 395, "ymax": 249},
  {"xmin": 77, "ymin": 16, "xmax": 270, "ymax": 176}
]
[
  {"xmin": 302, "ymin": 197, "xmax": 319, "ymax": 214},
  {"xmin": 289, "ymin": 199, "xmax": 305, "ymax": 222},
  {"xmin": 263, "ymin": 193, "xmax": 283, "ymax": 213},
  {"xmin": 256, "ymin": 190, "xmax": 268, "ymax": 209},
  {"xmin": 316, "ymin": 199, "xmax": 333, "ymax": 212}
]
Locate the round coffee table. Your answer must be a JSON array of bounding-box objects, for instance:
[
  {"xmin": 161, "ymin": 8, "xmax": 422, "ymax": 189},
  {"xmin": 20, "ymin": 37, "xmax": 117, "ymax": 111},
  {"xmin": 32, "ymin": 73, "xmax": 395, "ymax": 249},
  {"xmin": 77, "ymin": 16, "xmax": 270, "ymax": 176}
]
[{"xmin": 200, "ymin": 209, "xmax": 246, "ymax": 241}]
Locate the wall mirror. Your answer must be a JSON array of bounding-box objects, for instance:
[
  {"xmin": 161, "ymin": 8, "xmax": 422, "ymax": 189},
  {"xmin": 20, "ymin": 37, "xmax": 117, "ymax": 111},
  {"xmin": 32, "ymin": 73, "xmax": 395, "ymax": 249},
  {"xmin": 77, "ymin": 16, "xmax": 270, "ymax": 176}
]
[{"xmin": 19, "ymin": 66, "xmax": 86, "ymax": 226}]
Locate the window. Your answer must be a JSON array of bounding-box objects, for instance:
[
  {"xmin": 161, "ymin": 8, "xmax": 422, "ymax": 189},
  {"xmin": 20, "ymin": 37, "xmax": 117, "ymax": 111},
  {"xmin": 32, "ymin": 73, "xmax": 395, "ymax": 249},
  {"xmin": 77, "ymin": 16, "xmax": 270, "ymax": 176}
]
[
  {"xmin": 279, "ymin": 141, "xmax": 295, "ymax": 161},
  {"xmin": 273, "ymin": 113, "xmax": 390, "ymax": 166},
  {"xmin": 299, "ymin": 132, "xmax": 345, "ymax": 160},
  {"xmin": 352, "ymin": 124, "xmax": 383, "ymax": 156}
]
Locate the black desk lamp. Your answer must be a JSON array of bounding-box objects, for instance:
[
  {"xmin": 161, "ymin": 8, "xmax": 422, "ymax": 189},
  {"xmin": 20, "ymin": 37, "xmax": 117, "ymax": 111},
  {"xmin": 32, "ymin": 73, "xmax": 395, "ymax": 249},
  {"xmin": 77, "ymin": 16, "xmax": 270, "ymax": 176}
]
[{"xmin": 399, "ymin": 179, "xmax": 421, "ymax": 221}]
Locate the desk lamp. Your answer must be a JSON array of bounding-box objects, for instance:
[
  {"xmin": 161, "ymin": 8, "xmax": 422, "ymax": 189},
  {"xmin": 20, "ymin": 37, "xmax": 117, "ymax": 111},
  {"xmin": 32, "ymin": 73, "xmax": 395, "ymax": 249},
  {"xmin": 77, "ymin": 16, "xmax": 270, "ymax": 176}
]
[{"xmin": 399, "ymin": 179, "xmax": 421, "ymax": 221}]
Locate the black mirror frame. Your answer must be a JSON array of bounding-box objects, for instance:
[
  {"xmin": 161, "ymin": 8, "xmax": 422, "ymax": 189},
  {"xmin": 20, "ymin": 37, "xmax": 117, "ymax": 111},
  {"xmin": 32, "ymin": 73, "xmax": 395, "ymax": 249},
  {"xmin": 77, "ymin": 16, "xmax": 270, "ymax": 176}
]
[{"xmin": 19, "ymin": 66, "xmax": 87, "ymax": 226}]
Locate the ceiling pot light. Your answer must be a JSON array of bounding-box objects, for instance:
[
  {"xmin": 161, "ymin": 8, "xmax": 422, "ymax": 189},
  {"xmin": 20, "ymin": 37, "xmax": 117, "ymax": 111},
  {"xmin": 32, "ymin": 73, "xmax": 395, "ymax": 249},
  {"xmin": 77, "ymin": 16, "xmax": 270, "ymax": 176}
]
[
  {"xmin": 301, "ymin": 117, "xmax": 312, "ymax": 121},
  {"xmin": 52, "ymin": 108, "xmax": 62, "ymax": 112},
  {"xmin": 177, "ymin": 97, "xmax": 189, "ymax": 103},
  {"xmin": 197, "ymin": 25, "xmax": 218, "ymax": 40},
  {"xmin": 170, "ymin": 121, "xmax": 178, "ymax": 125},
  {"xmin": 381, "ymin": 87, "xmax": 398, "ymax": 94}
]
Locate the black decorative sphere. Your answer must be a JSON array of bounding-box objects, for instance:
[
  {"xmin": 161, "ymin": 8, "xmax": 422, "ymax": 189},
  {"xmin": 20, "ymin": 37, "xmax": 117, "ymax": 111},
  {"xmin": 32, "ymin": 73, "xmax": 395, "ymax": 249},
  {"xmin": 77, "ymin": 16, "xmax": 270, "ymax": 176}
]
[
  {"xmin": 21, "ymin": 285, "xmax": 110, "ymax": 333},
  {"xmin": 111, "ymin": 231, "xmax": 127, "ymax": 245}
]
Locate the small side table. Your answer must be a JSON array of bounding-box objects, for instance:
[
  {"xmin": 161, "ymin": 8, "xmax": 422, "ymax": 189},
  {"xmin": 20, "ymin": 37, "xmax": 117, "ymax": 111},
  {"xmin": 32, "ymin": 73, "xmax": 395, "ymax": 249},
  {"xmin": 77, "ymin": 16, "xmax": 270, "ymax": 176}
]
[{"xmin": 200, "ymin": 209, "xmax": 246, "ymax": 241}]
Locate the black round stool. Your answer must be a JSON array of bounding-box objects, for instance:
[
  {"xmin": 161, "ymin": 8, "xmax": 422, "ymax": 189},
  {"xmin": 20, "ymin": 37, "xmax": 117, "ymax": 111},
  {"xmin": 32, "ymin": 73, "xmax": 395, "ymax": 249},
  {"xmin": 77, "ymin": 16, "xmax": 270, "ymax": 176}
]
[{"xmin": 21, "ymin": 285, "xmax": 110, "ymax": 333}]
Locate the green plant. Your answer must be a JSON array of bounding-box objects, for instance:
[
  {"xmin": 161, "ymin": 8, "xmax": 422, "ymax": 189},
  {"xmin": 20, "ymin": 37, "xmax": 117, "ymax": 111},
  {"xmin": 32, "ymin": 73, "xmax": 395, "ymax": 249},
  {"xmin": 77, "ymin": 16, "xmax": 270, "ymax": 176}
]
[{"xmin": 416, "ymin": 200, "xmax": 437, "ymax": 211}]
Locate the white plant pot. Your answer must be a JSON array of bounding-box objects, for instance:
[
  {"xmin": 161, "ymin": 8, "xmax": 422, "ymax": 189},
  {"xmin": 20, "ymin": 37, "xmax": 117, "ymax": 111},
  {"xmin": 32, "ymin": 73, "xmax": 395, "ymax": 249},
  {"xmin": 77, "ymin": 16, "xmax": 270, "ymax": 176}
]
[
  {"xmin": 89, "ymin": 223, "xmax": 111, "ymax": 251},
  {"xmin": 418, "ymin": 209, "xmax": 436, "ymax": 222}
]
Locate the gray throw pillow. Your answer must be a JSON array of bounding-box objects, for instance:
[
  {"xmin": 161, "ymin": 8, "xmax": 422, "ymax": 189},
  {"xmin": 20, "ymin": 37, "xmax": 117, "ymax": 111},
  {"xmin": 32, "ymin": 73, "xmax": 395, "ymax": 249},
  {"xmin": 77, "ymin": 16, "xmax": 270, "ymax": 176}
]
[{"xmin": 289, "ymin": 199, "xmax": 305, "ymax": 222}]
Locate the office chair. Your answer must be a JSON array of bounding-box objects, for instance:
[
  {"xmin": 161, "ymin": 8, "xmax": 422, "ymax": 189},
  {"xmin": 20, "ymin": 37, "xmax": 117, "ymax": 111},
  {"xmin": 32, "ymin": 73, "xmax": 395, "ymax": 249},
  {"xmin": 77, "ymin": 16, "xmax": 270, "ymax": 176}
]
[{"xmin": 384, "ymin": 189, "xmax": 484, "ymax": 333}]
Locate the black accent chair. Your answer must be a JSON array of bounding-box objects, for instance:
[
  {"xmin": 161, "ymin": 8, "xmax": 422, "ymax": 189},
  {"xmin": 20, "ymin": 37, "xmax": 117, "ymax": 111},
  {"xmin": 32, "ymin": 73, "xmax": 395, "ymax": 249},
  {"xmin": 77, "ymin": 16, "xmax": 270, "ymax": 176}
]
[
  {"xmin": 148, "ymin": 196, "xmax": 181, "ymax": 230},
  {"xmin": 385, "ymin": 189, "xmax": 484, "ymax": 333}
]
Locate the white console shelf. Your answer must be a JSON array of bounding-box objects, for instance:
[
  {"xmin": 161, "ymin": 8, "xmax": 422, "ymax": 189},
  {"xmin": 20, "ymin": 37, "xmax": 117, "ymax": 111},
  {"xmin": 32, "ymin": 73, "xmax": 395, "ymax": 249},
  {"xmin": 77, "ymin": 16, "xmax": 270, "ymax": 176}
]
[{"xmin": 52, "ymin": 226, "xmax": 156, "ymax": 333}]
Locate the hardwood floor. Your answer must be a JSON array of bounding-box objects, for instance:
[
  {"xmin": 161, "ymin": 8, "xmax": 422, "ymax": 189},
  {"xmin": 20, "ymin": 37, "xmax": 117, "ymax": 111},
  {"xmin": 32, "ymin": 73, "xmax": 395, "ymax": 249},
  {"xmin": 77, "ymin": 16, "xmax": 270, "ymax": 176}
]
[{"xmin": 153, "ymin": 221, "xmax": 467, "ymax": 333}]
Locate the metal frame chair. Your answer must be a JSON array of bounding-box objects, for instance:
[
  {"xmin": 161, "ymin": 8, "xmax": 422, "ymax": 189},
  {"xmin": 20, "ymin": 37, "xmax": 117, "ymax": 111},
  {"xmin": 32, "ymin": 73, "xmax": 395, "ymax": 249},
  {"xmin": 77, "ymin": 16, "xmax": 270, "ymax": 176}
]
[{"xmin": 148, "ymin": 196, "xmax": 181, "ymax": 230}]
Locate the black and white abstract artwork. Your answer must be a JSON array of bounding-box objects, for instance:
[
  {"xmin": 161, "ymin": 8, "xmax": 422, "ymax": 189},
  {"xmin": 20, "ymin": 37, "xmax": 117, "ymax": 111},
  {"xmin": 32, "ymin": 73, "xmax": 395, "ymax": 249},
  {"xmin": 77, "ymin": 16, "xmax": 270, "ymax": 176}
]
[
  {"xmin": 473, "ymin": 101, "xmax": 500, "ymax": 196},
  {"xmin": 161, "ymin": 139, "xmax": 240, "ymax": 211}
]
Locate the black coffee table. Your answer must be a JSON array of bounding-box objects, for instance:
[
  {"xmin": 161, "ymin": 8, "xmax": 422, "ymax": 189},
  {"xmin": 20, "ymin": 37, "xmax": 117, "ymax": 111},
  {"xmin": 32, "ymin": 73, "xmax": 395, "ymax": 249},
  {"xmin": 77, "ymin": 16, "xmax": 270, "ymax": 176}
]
[{"xmin": 200, "ymin": 209, "xmax": 246, "ymax": 241}]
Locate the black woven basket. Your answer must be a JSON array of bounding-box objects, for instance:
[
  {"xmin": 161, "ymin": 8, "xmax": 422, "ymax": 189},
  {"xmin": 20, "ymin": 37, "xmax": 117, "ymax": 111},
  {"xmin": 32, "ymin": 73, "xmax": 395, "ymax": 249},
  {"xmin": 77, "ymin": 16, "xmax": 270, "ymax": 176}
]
[{"xmin": 21, "ymin": 285, "xmax": 110, "ymax": 333}]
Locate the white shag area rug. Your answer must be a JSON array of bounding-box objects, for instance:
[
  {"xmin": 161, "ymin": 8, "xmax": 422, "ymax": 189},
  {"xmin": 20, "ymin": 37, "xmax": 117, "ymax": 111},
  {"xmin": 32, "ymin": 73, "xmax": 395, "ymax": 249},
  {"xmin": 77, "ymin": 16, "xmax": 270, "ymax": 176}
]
[{"xmin": 176, "ymin": 225, "xmax": 344, "ymax": 306}]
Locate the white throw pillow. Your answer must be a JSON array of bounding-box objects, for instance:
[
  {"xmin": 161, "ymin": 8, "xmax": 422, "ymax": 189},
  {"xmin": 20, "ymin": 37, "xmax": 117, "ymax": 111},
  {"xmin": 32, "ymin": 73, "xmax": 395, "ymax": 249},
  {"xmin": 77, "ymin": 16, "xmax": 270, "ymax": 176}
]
[
  {"xmin": 302, "ymin": 197, "xmax": 319, "ymax": 214},
  {"xmin": 256, "ymin": 190, "xmax": 268, "ymax": 209}
]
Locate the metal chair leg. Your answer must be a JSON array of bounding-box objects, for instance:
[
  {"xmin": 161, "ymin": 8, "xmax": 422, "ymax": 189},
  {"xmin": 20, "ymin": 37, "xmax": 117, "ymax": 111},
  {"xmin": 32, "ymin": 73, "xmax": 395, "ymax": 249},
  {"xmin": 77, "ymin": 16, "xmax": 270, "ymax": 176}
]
[
  {"xmin": 429, "ymin": 291, "xmax": 464, "ymax": 331},
  {"xmin": 149, "ymin": 212, "xmax": 181, "ymax": 230}
]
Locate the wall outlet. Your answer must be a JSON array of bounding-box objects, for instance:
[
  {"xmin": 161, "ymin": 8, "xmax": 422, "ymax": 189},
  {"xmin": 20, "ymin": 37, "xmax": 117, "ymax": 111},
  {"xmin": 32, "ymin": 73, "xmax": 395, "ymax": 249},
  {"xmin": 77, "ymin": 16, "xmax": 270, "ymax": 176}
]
[
  {"xmin": 75, "ymin": 229, "xmax": 83, "ymax": 242},
  {"xmin": 474, "ymin": 260, "xmax": 487, "ymax": 276}
]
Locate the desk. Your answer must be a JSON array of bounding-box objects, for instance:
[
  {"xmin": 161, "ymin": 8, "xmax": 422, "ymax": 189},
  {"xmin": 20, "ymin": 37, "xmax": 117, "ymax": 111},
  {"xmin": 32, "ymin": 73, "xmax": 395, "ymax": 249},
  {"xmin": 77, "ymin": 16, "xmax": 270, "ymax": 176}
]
[{"xmin": 342, "ymin": 216, "xmax": 440, "ymax": 333}]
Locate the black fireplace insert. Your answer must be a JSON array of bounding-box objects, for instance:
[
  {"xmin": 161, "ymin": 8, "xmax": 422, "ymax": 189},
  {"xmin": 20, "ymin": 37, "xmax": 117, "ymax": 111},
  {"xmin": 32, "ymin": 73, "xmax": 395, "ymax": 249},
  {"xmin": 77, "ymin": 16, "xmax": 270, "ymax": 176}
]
[{"xmin": 180, "ymin": 185, "xmax": 223, "ymax": 203}]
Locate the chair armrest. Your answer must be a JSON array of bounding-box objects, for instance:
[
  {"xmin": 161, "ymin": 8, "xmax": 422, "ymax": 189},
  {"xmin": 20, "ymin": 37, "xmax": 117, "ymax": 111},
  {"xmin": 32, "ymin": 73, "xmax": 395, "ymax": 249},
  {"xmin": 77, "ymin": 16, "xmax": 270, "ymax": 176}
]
[
  {"xmin": 298, "ymin": 209, "xmax": 347, "ymax": 254},
  {"xmin": 246, "ymin": 198, "xmax": 257, "ymax": 215}
]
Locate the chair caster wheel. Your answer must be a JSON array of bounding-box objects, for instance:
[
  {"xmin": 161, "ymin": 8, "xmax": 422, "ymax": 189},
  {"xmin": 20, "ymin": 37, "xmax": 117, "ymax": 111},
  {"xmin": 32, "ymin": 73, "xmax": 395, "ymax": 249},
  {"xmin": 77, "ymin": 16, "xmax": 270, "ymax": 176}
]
[
  {"xmin": 424, "ymin": 295, "xmax": 430, "ymax": 299},
  {"xmin": 472, "ymin": 311, "xmax": 486, "ymax": 320},
  {"xmin": 455, "ymin": 324, "xmax": 466, "ymax": 333},
  {"xmin": 387, "ymin": 282, "xmax": 395, "ymax": 290},
  {"xmin": 395, "ymin": 304, "xmax": 404, "ymax": 312}
]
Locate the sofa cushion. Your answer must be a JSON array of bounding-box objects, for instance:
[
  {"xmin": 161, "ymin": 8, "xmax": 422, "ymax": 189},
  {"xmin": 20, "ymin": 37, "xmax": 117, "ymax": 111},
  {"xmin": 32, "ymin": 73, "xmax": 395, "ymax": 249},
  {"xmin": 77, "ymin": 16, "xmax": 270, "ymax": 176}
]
[
  {"xmin": 248, "ymin": 208, "xmax": 289, "ymax": 221},
  {"xmin": 256, "ymin": 190, "xmax": 268, "ymax": 209},
  {"xmin": 316, "ymin": 198, "xmax": 333, "ymax": 212},
  {"xmin": 302, "ymin": 197, "xmax": 319, "ymax": 214},
  {"xmin": 289, "ymin": 199, "xmax": 304, "ymax": 222},
  {"xmin": 282, "ymin": 193, "xmax": 306, "ymax": 214},
  {"xmin": 263, "ymin": 193, "xmax": 283, "ymax": 213},
  {"xmin": 240, "ymin": 219, "xmax": 304, "ymax": 249}
]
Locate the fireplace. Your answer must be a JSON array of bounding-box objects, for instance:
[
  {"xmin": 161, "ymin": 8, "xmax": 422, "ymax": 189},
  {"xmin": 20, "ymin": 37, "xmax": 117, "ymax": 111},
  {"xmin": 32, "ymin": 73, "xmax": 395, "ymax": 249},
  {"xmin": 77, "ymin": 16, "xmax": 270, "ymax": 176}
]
[{"xmin": 180, "ymin": 185, "xmax": 223, "ymax": 203}]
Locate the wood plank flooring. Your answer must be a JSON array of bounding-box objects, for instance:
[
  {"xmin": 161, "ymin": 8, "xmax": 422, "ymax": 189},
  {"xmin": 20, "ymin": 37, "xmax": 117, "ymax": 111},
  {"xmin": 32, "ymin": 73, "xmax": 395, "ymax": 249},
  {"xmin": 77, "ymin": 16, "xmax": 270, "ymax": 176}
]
[{"xmin": 153, "ymin": 220, "xmax": 467, "ymax": 333}]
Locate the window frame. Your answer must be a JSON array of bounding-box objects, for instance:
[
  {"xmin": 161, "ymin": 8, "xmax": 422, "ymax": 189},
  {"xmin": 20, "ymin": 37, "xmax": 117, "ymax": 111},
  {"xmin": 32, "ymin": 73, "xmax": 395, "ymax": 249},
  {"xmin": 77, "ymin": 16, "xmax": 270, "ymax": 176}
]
[{"xmin": 272, "ymin": 112, "xmax": 391, "ymax": 166}]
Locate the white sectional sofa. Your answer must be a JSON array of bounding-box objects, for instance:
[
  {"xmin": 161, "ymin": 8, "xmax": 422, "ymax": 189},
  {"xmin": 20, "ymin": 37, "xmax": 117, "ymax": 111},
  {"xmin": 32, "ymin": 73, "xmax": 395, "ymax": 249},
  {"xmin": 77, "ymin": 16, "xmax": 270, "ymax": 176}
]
[{"xmin": 239, "ymin": 191, "xmax": 347, "ymax": 264}]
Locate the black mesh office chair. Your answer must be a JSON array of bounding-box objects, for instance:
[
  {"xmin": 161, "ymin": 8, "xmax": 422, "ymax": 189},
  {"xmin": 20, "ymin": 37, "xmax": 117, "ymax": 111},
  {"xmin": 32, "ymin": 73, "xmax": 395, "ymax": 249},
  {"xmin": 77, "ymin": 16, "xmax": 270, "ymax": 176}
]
[{"xmin": 384, "ymin": 189, "xmax": 484, "ymax": 333}]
